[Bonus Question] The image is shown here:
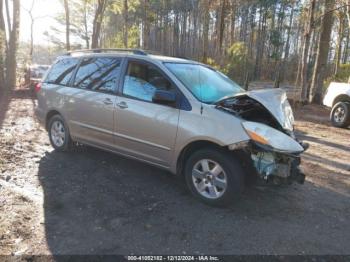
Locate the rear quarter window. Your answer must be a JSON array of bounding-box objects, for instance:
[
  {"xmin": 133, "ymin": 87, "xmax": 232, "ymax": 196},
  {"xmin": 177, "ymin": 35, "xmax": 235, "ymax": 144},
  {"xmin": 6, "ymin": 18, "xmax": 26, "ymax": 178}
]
[
  {"xmin": 44, "ymin": 58, "xmax": 79, "ymax": 86},
  {"xmin": 73, "ymin": 57, "xmax": 121, "ymax": 93}
]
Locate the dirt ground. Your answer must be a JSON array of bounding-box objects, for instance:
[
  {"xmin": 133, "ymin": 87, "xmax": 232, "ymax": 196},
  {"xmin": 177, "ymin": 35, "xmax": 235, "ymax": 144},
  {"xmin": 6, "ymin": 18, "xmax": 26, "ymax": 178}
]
[{"xmin": 0, "ymin": 89, "xmax": 349, "ymax": 256}]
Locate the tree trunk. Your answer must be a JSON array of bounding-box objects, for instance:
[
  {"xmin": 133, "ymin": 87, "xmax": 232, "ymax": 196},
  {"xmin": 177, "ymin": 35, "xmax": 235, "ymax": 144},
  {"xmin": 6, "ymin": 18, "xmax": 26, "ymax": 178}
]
[
  {"xmin": 181, "ymin": 11, "xmax": 187, "ymax": 57},
  {"xmin": 173, "ymin": 13, "xmax": 180, "ymax": 56},
  {"xmin": 294, "ymin": 20, "xmax": 303, "ymax": 86},
  {"xmin": 309, "ymin": 0, "xmax": 335, "ymax": 104},
  {"xmin": 63, "ymin": 0, "xmax": 70, "ymax": 51},
  {"xmin": 123, "ymin": 0, "xmax": 128, "ymax": 48},
  {"xmin": 29, "ymin": 16, "xmax": 34, "ymax": 61},
  {"xmin": 300, "ymin": 0, "xmax": 316, "ymax": 102},
  {"xmin": 230, "ymin": 0, "xmax": 236, "ymax": 45},
  {"xmin": 342, "ymin": 29, "xmax": 349, "ymax": 64},
  {"xmin": 142, "ymin": 0, "xmax": 149, "ymax": 50},
  {"xmin": 91, "ymin": 0, "xmax": 107, "ymax": 49},
  {"xmin": 142, "ymin": 0, "xmax": 150, "ymax": 50},
  {"xmin": 5, "ymin": 0, "xmax": 20, "ymax": 90},
  {"xmin": 273, "ymin": 2, "xmax": 286, "ymax": 88},
  {"xmin": 0, "ymin": 0, "xmax": 6, "ymax": 91},
  {"xmin": 334, "ymin": 13, "xmax": 344, "ymax": 75},
  {"xmin": 344, "ymin": 0, "xmax": 350, "ymax": 82},
  {"xmin": 247, "ymin": 5, "xmax": 256, "ymax": 70},
  {"xmin": 240, "ymin": 6, "xmax": 249, "ymax": 42},
  {"xmin": 217, "ymin": 0, "xmax": 227, "ymax": 56},
  {"xmin": 254, "ymin": 4, "xmax": 266, "ymax": 80},
  {"xmin": 308, "ymin": 30, "xmax": 318, "ymax": 67},
  {"xmin": 192, "ymin": 2, "xmax": 198, "ymax": 58},
  {"xmin": 202, "ymin": 0, "xmax": 210, "ymax": 63},
  {"xmin": 243, "ymin": 6, "xmax": 256, "ymax": 90},
  {"xmin": 162, "ymin": 1, "xmax": 168, "ymax": 55},
  {"xmin": 83, "ymin": 0, "xmax": 89, "ymax": 49},
  {"xmin": 4, "ymin": 0, "xmax": 10, "ymax": 37},
  {"xmin": 279, "ymin": 5, "xmax": 294, "ymax": 83}
]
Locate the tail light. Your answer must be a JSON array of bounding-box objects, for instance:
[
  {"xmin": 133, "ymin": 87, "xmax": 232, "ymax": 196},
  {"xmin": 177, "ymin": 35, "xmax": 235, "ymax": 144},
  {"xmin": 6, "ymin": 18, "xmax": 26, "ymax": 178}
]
[{"xmin": 34, "ymin": 82, "xmax": 42, "ymax": 93}]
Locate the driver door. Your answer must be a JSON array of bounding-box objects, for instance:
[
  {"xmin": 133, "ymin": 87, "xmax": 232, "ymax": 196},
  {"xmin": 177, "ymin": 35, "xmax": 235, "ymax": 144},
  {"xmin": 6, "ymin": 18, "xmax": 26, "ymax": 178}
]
[{"xmin": 114, "ymin": 60, "xmax": 180, "ymax": 167}]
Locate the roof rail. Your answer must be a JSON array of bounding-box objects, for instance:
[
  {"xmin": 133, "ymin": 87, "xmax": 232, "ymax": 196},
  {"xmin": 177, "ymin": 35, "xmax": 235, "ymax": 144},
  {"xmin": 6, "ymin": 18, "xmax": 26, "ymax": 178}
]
[{"xmin": 65, "ymin": 48, "xmax": 148, "ymax": 56}]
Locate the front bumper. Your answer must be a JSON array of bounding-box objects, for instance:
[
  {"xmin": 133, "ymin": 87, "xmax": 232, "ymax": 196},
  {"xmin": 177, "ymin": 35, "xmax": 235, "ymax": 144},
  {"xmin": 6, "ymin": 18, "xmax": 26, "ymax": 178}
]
[{"xmin": 247, "ymin": 142, "xmax": 306, "ymax": 185}]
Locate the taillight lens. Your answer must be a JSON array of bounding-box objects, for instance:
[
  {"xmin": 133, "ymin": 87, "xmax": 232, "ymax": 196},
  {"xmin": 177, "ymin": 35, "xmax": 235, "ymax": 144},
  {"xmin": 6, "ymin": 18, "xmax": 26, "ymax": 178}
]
[{"xmin": 34, "ymin": 83, "xmax": 41, "ymax": 93}]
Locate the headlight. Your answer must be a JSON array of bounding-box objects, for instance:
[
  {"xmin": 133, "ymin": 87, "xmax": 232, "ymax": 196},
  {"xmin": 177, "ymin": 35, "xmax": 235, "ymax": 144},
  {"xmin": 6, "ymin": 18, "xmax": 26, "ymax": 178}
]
[
  {"xmin": 242, "ymin": 121, "xmax": 304, "ymax": 153},
  {"xmin": 282, "ymin": 98, "xmax": 294, "ymax": 131}
]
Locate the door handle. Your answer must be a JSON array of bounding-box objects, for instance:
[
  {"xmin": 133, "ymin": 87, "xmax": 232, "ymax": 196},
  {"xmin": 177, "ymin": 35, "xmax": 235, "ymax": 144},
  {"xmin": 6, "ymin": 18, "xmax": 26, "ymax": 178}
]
[
  {"xmin": 103, "ymin": 98, "xmax": 113, "ymax": 105},
  {"xmin": 116, "ymin": 101, "xmax": 128, "ymax": 109}
]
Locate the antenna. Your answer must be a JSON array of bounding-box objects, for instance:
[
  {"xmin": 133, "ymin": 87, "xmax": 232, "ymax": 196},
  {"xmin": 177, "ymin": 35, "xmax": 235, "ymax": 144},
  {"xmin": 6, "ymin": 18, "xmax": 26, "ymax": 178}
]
[{"xmin": 198, "ymin": 66, "xmax": 204, "ymax": 114}]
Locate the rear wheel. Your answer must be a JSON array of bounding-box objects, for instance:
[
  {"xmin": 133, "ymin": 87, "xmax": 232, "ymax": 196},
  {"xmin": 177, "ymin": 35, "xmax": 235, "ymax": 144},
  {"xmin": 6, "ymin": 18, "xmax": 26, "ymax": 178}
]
[
  {"xmin": 330, "ymin": 102, "xmax": 350, "ymax": 128},
  {"xmin": 184, "ymin": 148, "xmax": 244, "ymax": 207},
  {"xmin": 48, "ymin": 115, "xmax": 72, "ymax": 151}
]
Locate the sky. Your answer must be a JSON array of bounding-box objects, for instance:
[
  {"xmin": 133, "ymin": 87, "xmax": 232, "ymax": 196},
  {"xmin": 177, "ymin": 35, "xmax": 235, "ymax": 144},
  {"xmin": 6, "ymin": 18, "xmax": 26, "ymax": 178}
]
[{"xmin": 20, "ymin": 0, "xmax": 63, "ymax": 44}]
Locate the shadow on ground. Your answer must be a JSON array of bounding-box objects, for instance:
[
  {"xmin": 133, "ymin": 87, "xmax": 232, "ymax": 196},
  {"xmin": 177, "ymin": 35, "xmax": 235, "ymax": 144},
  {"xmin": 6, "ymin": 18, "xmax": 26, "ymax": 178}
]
[
  {"xmin": 296, "ymin": 130, "xmax": 350, "ymax": 153},
  {"xmin": 38, "ymin": 145, "xmax": 350, "ymax": 255}
]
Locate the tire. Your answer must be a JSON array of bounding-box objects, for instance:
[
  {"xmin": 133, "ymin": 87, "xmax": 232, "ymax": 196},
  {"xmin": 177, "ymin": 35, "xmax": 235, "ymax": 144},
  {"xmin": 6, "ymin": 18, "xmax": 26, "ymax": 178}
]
[
  {"xmin": 48, "ymin": 114, "xmax": 72, "ymax": 152},
  {"xmin": 330, "ymin": 102, "xmax": 350, "ymax": 128},
  {"xmin": 184, "ymin": 148, "xmax": 244, "ymax": 207}
]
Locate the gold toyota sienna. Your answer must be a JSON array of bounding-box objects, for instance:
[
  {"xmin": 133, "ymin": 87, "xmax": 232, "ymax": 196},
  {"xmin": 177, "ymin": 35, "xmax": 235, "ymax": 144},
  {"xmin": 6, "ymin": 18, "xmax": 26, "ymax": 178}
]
[{"xmin": 35, "ymin": 49, "xmax": 308, "ymax": 206}]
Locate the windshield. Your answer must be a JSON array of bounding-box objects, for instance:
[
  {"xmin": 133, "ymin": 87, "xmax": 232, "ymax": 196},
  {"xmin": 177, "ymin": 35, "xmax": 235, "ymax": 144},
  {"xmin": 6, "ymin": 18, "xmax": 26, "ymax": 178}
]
[{"xmin": 164, "ymin": 63, "xmax": 244, "ymax": 103}]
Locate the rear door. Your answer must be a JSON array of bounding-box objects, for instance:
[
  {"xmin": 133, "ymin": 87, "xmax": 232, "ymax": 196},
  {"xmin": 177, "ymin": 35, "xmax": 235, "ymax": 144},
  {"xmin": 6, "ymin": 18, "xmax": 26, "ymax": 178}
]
[
  {"xmin": 114, "ymin": 59, "xmax": 180, "ymax": 167},
  {"xmin": 65, "ymin": 56, "xmax": 122, "ymax": 147}
]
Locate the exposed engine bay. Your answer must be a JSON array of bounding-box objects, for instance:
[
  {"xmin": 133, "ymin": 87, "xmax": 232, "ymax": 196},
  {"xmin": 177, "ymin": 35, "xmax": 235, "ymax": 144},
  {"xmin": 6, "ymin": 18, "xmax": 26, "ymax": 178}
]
[
  {"xmin": 216, "ymin": 90, "xmax": 307, "ymax": 185},
  {"xmin": 216, "ymin": 95, "xmax": 283, "ymax": 131}
]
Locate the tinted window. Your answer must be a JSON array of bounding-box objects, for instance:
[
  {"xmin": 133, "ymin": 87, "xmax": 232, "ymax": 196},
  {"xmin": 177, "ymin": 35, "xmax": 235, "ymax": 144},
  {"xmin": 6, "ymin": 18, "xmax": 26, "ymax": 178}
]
[
  {"xmin": 123, "ymin": 62, "xmax": 174, "ymax": 102},
  {"xmin": 45, "ymin": 58, "xmax": 79, "ymax": 85},
  {"xmin": 74, "ymin": 57, "xmax": 121, "ymax": 93}
]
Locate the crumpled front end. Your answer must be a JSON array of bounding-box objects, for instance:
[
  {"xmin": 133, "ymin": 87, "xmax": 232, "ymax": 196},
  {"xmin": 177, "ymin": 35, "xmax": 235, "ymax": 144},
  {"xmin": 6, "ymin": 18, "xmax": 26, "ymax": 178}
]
[{"xmin": 216, "ymin": 89, "xmax": 308, "ymax": 185}]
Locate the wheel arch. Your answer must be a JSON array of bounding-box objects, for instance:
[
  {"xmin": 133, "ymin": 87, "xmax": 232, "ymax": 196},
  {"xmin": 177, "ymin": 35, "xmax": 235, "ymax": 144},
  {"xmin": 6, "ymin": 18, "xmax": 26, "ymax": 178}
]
[
  {"xmin": 45, "ymin": 109, "xmax": 63, "ymax": 130},
  {"xmin": 176, "ymin": 140, "xmax": 232, "ymax": 176},
  {"xmin": 333, "ymin": 94, "xmax": 350, "ymax": 107}
]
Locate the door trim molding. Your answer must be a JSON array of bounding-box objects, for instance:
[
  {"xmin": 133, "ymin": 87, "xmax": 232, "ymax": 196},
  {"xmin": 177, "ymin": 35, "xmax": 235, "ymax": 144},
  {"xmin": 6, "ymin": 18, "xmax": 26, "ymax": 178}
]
[{"xmin": 70, "ymin": 120, "xmax": 114, "ymax": 135}]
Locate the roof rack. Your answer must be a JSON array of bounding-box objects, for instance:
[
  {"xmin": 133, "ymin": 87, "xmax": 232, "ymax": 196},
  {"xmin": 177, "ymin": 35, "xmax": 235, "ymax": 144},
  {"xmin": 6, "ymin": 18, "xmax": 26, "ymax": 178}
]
[{"xmin": 65, "ymin": 48, "xmax": 148, "ymax": 56}]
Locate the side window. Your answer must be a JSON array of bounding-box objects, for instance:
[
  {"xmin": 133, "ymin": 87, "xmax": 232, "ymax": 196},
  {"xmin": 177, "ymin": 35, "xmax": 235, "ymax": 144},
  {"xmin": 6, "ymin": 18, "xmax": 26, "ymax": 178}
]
[
  {"xmin": 123, "ymin": 61, "xmax": 174, "ymax": 102},
  {"xmin": 73, "ymin": 57, "xmax": 121, "ymax": 93},
  {"xmin": 44, "ymin": 58, "xmax": 79, "ymax": 85}
]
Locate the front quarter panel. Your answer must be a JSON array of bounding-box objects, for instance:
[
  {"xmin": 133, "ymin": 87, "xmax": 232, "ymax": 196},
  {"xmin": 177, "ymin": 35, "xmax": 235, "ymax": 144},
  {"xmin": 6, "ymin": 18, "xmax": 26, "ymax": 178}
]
[{"xmin": 172, "ymin": 102, "xmax": 249, "ymax": 171}]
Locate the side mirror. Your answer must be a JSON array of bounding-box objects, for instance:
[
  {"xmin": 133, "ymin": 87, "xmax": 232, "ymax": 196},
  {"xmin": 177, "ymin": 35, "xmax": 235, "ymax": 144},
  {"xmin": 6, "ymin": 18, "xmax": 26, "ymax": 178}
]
[{"xmin": 152, "ymin": 90, "xmax": 177, "ymax": 106}]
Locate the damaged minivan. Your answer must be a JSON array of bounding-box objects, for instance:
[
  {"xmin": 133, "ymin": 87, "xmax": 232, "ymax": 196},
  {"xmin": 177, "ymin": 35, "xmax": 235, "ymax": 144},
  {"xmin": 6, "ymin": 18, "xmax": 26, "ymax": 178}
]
[{"xmin": 35, "ymin": 49, "xmax": 308, "ymax": 206}]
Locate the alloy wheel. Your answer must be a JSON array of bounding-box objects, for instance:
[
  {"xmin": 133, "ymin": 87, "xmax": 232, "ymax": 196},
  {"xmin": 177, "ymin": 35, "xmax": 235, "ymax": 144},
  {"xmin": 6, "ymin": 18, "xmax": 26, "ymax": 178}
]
[
  {"xmin": 51, "ymin": 120, "xmax": 65, "ymax": 147},
  {"xmin": 334, "ymin": 106, "xmax": 346, "ymax": 123},
  {"xmin": 192, "ymin": 159, "xmax": 227, "ymax": 199}
]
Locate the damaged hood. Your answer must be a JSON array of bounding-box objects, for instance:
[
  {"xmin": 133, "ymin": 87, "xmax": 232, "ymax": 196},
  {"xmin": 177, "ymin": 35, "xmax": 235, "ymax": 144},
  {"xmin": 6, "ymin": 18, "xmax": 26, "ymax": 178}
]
[{"xmin": 245, "ymin": 89, "xmax": 294, "ymax": 131}]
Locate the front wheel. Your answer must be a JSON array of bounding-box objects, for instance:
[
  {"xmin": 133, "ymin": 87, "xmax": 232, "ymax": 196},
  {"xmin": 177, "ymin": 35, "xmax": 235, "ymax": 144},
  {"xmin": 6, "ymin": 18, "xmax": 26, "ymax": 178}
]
[
  {"xmin": 184, "ymin": 148, "xmax": 244, "ymax": 207},
  {"xmin": 330, "ymin": 102, "xmax": 350, "ymax": 128},
  {"xmin": 48, "ymin": 114, "xmax": 72, "ymax": 151}
]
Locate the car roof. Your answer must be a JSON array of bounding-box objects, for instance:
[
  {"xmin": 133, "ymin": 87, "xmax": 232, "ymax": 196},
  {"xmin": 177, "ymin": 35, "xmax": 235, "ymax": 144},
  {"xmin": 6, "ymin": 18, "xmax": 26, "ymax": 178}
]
[
  {"xmin": 57, "ymin": 49, "xmax": 200, "ymax": 65},
  {"xmin": 147, "ymin": 54, "xmax": 197, "ymax": 64}
]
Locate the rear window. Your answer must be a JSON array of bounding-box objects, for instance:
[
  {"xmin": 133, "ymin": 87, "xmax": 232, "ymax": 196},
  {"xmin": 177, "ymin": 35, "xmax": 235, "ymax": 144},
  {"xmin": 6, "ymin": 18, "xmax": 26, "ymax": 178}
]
[
  {"xmin": 44, "ymin": 58, "xmax": 79, "ymax": 85},
  {"xmin": 73, "ymin": 57, "xmax": 121, "ymax": 93}
]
